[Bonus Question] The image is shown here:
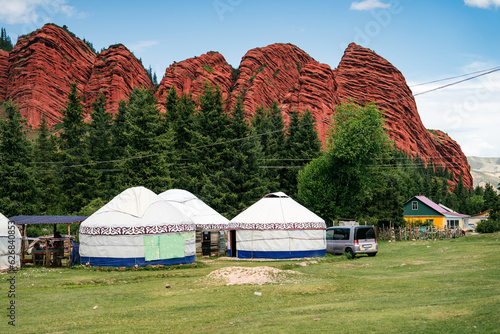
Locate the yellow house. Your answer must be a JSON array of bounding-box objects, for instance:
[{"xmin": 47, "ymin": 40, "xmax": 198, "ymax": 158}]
[{"xmin": 403, "ymin": 196, "xmax": 470, "ymax": 230}]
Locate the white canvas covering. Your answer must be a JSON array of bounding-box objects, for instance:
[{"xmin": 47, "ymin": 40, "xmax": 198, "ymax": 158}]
[
  {"xmin": 0, "ymin": 213, "xmax": 21, "ymax": 271},
  {"xmin": 158, "ymin": 189, "xmax": 229, "ymax": 230},
  {"xmin": 79, "ymin": 187, "xmax": 196, "ymax": 267},
  {"xmin": 229, "ymin": 192, "xmax": 326, "ymax": 259}
]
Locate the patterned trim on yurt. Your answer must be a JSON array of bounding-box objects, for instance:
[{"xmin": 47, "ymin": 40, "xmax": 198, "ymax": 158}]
[
  {"xmin": 198, "ymin": 223, "xmax": 229, "ymax": 230},
  {"xmin": 79, "ymin": 224, "xmax": 195, "ymax": 235},
  {"xmin": 229, "ymin": 222, "xmax": 326, "ymax": 230}
]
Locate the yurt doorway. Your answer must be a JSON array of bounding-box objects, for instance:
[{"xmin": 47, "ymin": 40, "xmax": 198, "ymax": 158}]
[{"xmin": 230, "ymin": 230, "xmax": 237, "ymax": 257}]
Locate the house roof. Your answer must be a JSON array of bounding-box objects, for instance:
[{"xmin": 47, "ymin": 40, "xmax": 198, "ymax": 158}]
[
  {"xmin": 8, "ymin": 215, "xmax": 88, "ymax": 225},
  {"xmin": 412, "ymin": 196, "xmax": 470, "ymax": 218}
]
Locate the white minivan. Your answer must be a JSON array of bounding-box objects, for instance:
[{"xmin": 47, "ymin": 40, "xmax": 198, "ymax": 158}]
[{"xmin": 326, "ymin": 226, "xmax": 378, "ymax": 257}]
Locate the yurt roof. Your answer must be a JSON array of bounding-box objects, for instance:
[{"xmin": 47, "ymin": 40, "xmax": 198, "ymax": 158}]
[
  {"xmin": 0, "ymin": 212, "xmax": 21, "ymax": 238},
  {"xmin": 229, "ymin": 192, "xmax": 325, "ymax": 230},
  {"xmin": 158, "ymin": 189, "xmax": 229, "ymax": 229},
  {"xmin": 79, "ymin": 187, "xmax": 195, "ymax": 236}
]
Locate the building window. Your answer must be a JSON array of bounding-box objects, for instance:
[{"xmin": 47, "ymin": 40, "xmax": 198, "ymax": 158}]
[
  {"xmin": 425, "ymin": 219, "xmax": 434, "ymax": 225},
  {"xmin": 412, "ymin": 201, "xmax": 418, "ymax": 210},
  {"xmin": 447, "ymin": 220, "xmax": 459, "ymax": 229}
]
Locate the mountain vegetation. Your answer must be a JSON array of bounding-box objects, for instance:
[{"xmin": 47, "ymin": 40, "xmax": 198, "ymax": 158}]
[
  {"xmin": 0, "ymin": 27, "xmax": 13, "ymax": 52},
  {"xmin": 0, "ymin": 83, "xmax": 498, "ymax": 231}
]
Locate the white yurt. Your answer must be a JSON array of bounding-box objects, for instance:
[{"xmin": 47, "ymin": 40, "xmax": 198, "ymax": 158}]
[
  {"xmin": 0, "ymin": 213, "xmax": 21, "ymax": 271},
  {"xmin": 158, "ymin": 189, "xmax": 229, "ymax": 230},
  {"xmin": 229, "ymin": 192, "xmax": 326, "ymax": 259},
  {"xmin": 158, "ymin": 189, "xmax": 229, "ymax": 255},
  {"xmin": 79, "ymin": 187, "xmax": 196, "ymax": 267}
]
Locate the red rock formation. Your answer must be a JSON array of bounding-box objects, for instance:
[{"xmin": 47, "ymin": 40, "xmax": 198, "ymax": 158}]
[
  {"xmin": 229, "ymin": 43, "xmax": 313, "ymax": 114},
  {"xmin": 0, "ymin": 50, "xmax": 8, "ymax": 101},
  {"xmin": 0, "ymin": 26, "xmax": 472, "ymax": 188},
  {"xmin": 155, "ymin": 51, "xmax": 234, "ymax": 110},
  {"xmin": 5, "ymin": 24, "xmax": 95, "ymax": 126},
  {"xmin": 428, "ymin": 129, "xmax": 472, "ymax": 183},
  {"xmin": 84, "ymin": 44, "xmax": 154, "ymax": 115},
  {"xmin": 334, "ymin": 43, "xmax": 472, "ymax": 188}
]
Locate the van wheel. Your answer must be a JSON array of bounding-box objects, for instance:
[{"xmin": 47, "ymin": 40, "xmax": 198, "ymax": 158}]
[
  {"xmin": 368, "ymin": 253, "xmax": 377, "ymax": 257},
  {"xmin": 345, "ymin": 248, "xmax": 355, "ymax": 259}
]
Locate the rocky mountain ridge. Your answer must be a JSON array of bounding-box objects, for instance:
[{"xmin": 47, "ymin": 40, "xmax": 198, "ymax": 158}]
[{"xmin": 0, "ymin": 24, "xmax": 472, "ymax": 188}]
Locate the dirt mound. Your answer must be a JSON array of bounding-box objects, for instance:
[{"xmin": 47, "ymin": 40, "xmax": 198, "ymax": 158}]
[{"xmin": 206, "ymin": 266, "xmax": 300, "ymax": 286}]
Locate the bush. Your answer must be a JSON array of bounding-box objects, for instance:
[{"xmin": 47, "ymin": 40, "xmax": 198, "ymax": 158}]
[{"xmin": 476, "ymin": 220, "xmax": 500, "ymax": 233}]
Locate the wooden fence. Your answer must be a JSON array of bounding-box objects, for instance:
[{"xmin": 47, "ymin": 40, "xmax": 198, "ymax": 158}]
[{"xmin": 375, "ymin": 226, "xmax": 464, "ymax": 241}]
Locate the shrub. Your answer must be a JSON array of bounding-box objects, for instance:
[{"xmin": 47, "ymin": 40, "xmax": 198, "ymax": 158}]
[{"xmin": 476, "ymin": 220, "xmax": 500, "ymax": 233}]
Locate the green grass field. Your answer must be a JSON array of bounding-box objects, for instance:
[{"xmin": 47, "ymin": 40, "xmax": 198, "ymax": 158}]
[{"xmin": 2, "ymin": 233, "xmax": 500, "ymax": 333}]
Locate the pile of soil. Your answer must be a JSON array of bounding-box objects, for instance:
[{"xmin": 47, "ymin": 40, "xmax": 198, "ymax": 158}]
[{"xmin": 206, "ymin": 266, "xmax": 300, "ymax": 286}]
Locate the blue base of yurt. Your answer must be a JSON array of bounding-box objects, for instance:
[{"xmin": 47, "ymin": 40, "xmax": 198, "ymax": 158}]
[
  {"xmin": 80, "ymin": 255, "xmax": 195, "ymax": 267},
  {"xmin": 229, "ymin": 249, "xmax": 326, "ymax": 259}
]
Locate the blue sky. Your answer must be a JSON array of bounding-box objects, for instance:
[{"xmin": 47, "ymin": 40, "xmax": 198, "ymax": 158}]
[{"xmin": 0, "ymin": 0, "xmax": 499, "ymax": 157}]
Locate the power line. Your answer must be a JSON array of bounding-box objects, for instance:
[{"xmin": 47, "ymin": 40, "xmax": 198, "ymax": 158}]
[
  {"xmin": 409, "ymin": 66, "xmax": 500, "ymax": 88},
  {"xmin": 19, "ymin": 65, "xmax": 500, "ymax": 172}
]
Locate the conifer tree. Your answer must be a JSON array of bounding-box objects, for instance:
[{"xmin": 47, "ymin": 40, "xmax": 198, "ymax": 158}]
[
  {"xmin": 0, "ymin": 101, "xmax": 37, "ymax": 215},
  {"xmin": 281, "ymin": 109, "xmax": 321, "ymax": 198},
  {"xmin": 164, "ymin": 89, "xmax": 197, "ymax": 189},
  {"xmin": 250, "ymin": 101, "xmax": 287, "ymax": 192},
  {"xmin": 33, "ymin": 116, "xmax": 61, "ymax": 213},
  {"xmin": 86, "ymin": 92, "xmax": 115, "ymax": 199},
  {"xmin": 189, "ymin": 83, "xmax": 235, "ymax": 212},
  {"xmin": 58, "ymin": 83, "xmax": 99, "ymax": 213},
  {"xmin": 226, "ymin": 96, "xmax": 268, "ymax": 211},
  {"xmin": 0, "ymin": 27, "xmax": 13, "ymax": 52},
  {"xmin": 118, "ymin": 88, "xmax": 174, "ymax": 193}
]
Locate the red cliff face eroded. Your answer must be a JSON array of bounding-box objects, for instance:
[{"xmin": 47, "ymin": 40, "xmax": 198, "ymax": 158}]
[
  {"xmin": 334, "ymin": 43, "xmax": 472, "ymax": 187},
  {"xmin": 155, "ymin": 51, "xmax": 234, "ymax": 110},
  {"xmin": 5, "ymin": 24, "xmax": 96, "ymax": 126},
  {"xmin": 0, "ymin": 50, "xmax": 8, "ymax": 101},
  {"xmin": 85, "ymin": 44, "xmax": 154, "ymax": 115},
  {"xmin": 0, "ymin": 26, "xmax": 472, "ymax": 188},
  {"xmin": 0, "ymin": 24, "xmax": 154, "ymax": 126}
]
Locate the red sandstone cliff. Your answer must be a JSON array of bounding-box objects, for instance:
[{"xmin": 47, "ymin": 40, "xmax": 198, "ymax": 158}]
[
  {"xmin": 84, "ymin": 44, "xmax": 154, "ymax": 115},
  {"xmin": 0, "ymin": 50, "xmax": 8, "ymax": 101},
  {"xmin": 334, "ymin": 43, "xmax": 472, "ymax": 187},
  {"xmin": 0, "ymin": 25, "xmax": 471, "ymax": 187},
  {"xmin": 5, "ymin": 24, "xmax": 95, "ymax": 126},
  {"xmin": 0, "ymin": 24, "xmax": 153, "ymax": 126},
  {"xmin": 155, "ymin": 51, "xmax": 234, "ymax": 111}
]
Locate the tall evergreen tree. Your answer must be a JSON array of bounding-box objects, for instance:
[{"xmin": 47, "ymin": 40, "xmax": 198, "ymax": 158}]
[
  {"xmin": 118, "ymin": 88, "xmax": 174, "ymax": 193},
  {"xmin": 281, "ymin": 109, "xmax": 321, "ymax": 198},
  {"xmin": 163, "ymin": 87, "xmax": 197, "ymax": 188},
  {"xmin": 58, "ymin": 83, "xmax": 99, "ymax": 213},
  {"xmin": 189, "ymin": 83, "xmax": 236, "ymax": 213},
  {"xmin": 250, "ymin": 101, "xmax": 287, "ymax": 192},
  {"xmin": 86, "ymin": 92, "xmax": 115, "ymax": 199},
  {"xmin": 0, "ymin": 27, "xmax": 13, "ymax": 52},
  {"xmin": 0, "ymin": 101, "xmax": 37, "ymax": 215},
  {"xmin": 226, "ymin": 95, "xmax": 268, "ymax": 212},
  {"xmin": 33, "ymin": 116, "xmax": 61, "ymax": 213}
]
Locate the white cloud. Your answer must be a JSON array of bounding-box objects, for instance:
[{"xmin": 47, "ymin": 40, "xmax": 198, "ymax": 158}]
[
  {"xmin": 464, "ymin": 0, "xmax": 500, "ymax": 9},
  {"xmin": 350, "ymin": 0, "xmax": 391, "ymax": 11},
  {"xmin": 411, "ymin": 66, "xmax": 500, "ymax": 157},
  {"xmin": 0, "ymin": 0, "xmax": 84, "ymax": 24},
  {"xmin": 128, "ymin": 40, "xmax": 159, "ymax": 53}
]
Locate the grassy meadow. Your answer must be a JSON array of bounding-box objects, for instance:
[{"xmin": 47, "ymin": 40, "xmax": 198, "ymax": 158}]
[{"xmin": 2, "ymin": 232, "xmax": 500, "ymax": 333}]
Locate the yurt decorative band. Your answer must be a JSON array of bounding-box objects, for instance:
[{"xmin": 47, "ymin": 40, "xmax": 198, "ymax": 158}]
[
  {"xmin": 80, "ymin": 224, "xmax": 195, "ymax": 236},
  {"xmin": 229, "ymin": 222, "xmax": 326, "ymax": 230}
]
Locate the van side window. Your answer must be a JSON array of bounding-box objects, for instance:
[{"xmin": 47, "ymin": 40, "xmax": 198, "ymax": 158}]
[
  {"xmin": 333, "ymin": 228, "xmax": 350, "ymax": 240},
  {"xmin": 326, "ymin": 229, "xmax": 333, "ymax": 240}
]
